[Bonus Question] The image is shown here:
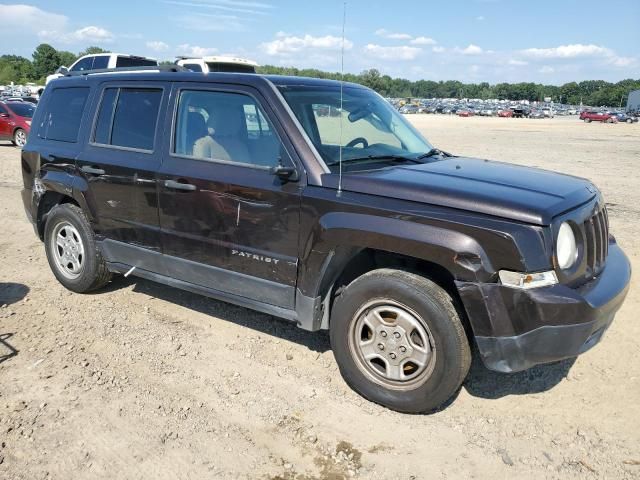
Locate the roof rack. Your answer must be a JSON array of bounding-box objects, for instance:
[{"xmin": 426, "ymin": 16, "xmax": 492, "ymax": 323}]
[{"xmin": 64, "ymin": 65, "xmax": 188, "ymax": 77}]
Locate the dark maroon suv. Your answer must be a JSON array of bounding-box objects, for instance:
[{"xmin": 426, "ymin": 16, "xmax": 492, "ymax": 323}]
[{"xmin": 20, "ymin": 70, "xmax": 631, "ymax": 413}]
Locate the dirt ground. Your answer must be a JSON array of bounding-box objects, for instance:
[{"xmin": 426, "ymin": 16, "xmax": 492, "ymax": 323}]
[{"xmin": 1, "ymin": 115, "xmax": 639, "ymax": 480}]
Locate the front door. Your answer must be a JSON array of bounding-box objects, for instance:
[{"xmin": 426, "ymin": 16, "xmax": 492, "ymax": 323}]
[
  {"xmin": 77, "ymin": 83, "xmax": 167, "ymax": 265},
  {"xmin": 157, "ymin": 83, "xmax": 302, "ymax": 308}
]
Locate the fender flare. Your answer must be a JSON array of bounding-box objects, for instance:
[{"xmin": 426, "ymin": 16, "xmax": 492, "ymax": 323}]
[{"xmin": 295, "ymin": 212, "xmax": 497, "ymax": 330}]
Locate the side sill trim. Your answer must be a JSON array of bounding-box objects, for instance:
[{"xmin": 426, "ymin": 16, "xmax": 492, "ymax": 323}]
[{"xmin": 106, "ymin": 262, "xmax": 299, "ymax": 323}]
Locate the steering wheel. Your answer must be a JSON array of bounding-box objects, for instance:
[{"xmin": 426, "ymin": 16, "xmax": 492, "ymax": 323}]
[{"xmin": 345, "ymin": 137, "xmax": 369, "ymax": 149}]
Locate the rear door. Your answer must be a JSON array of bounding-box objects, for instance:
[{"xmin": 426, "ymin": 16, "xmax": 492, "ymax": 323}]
[
  {"xmin": 157, "ymin": 82, "xmax": 303, "ymax": 308},
  {"xmin": 0, "ymin": 104, "xmax": 10, "ymax": 139},
  {"xmin": 77, "ymin": 82, "xmax": 167, "ymax": 267}
]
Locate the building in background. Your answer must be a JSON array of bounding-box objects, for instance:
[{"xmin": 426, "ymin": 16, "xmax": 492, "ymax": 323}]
[{"xmin": 627, "ymin": 90, "xmax": 640, "ymax": 112}]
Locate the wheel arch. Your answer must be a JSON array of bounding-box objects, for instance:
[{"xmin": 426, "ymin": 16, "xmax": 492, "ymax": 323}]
[
  {"xmin": 36, "ymin": 191, "xmax": 80, "ymax": 240},
  {"xmin": 296, "ymin": 213, "xmax": 496, "ymax": 331}
]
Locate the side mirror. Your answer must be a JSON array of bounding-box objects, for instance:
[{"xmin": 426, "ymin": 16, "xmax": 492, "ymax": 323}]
[
  {"xmin": 55, "ymin": 66, "xmax": 69, "ymax": 75},
  {"xmin": 270, "ymin": 163, "xmax": 298, "ymax": 182},
  {"xmin": 0, "ymin": 113, "xmax": 9, "ymax": 118}
]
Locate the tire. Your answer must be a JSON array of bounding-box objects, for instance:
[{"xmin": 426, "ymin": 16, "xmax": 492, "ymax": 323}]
[
  {"xmin": 44, "ymin": 204, "xmax": 112, "ymax": 293},
  {"xmin": 584, "ymin": 118, "xmax": 591, "ymax": 123},
  {"xmin": 627, "ymin": 119, "xmax": 633, "ymax": 124},
  {"xmin": 330, "ymin": 269, "xmax": 471, "ymax": 413},
  {"xmin": 13, "ymin": 128, "xmax": 27, "ymax": 147}
]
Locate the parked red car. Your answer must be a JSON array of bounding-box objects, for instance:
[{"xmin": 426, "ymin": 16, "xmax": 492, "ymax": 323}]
[
  {"xmin": 0, "ymin": 100, "xmax": 34, "ymax": 147},
  {"xmin": 498, "ymin": 109, "xmax": 513, "ymax": 118},
  {"xmin": 457, "ymin": 109, "xmax": 474, "ymax": 117},
  {"xmin": 579, "ymin": 110, "xmax": 617, "ymax": 123}
]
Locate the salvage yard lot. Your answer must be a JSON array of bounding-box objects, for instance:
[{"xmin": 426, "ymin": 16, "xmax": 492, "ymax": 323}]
[{"xmin": 0, "ymin": 116, "xmax": 639, "ymax": 479}]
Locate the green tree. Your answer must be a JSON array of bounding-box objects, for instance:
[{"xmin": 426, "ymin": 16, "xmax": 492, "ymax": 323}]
[
  {"xmin": 58, "ymin": 50, "xmax": 77, "ymax": 68},
  {"xmin": 77, "ymin": 46, "xmax": 110, "ymax": 58},
  {"xmin": 32, "ymin": 44, "xmax": 61, "ymax": 79}
]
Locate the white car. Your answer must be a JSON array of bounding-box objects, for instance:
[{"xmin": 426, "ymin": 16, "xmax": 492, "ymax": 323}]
[
  {"xmin": 46, "ymin": 53, "xmax": 158, "ymax": 84},
  {"xmin": 175, "ymin": 56, "xmax": 258, "ymax": 74}
]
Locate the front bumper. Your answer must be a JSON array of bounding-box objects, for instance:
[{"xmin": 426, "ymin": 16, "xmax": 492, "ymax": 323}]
[{"xmin": 457, "ymin": 241, "xmax": 631, "ymax": 373}]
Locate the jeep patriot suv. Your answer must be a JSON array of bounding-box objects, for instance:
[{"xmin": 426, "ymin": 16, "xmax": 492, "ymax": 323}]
[{"xmin": 21, "ymin": 70, "xmax": 631, "ymax": 412}]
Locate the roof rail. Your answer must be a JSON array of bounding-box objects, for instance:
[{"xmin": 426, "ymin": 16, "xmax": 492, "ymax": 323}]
[{"xmin": 64, "ymin": 65, "xmax": 188, "ymax": 77}]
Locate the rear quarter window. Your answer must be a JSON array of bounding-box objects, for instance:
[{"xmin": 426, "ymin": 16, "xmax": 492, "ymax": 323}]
[
  {"xmin": 93, "ymin": 87, "xmax": 162, "ymax": 151},
  {"xmin": 40, "ymin": 87, "xmax": 90, "ymax": 143},
  {"xmin": 115, "ymin": 57, "xmax": 157, "ymax": 68}
]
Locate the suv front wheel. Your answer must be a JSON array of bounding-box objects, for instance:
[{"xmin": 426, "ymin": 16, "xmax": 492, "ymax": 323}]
[
  {"xmin": 44, "ymin": 204, "xmax": 112, "ymax": 293},
  {"xmin": 330, "ymin": 269, "xmax": 471, "ymax": 413}
]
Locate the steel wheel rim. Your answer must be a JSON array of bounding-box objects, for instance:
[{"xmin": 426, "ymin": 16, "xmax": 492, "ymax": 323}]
[
  {"xmin": 349, "ymin": 299, "xmax": 436, "ymax": 390},
  {"xmin": 15, "ymin": 130, "xmax": 26, "ymax": 147},
  {"xmin": 50, "ymin": 221, "xmax": 85, "ymax": 279}
]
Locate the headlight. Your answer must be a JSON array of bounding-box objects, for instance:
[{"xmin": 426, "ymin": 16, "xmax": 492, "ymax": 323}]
[{"xmin": 556, "ymin": 222, "xmax": 578, "ymax": 269}]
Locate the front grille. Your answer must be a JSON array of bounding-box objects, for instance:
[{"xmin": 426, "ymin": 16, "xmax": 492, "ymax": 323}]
[{"xmin": 583, "ymin": 205, "xmax": 609, "ymax": 276}]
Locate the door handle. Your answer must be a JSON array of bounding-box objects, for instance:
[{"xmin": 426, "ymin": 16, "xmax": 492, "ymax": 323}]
[
  {"xmin": 164, "ymin": 179, "xmax": 196, "ymax": 191},
  {"xmin": 81, "ymin": 165, "xmax": 106, "ymax": 175}
]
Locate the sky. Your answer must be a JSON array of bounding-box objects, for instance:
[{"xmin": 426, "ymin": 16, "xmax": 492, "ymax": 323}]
[{"xmin": 1, "ymin": 0, "xmax": 639, "ymax": 84}]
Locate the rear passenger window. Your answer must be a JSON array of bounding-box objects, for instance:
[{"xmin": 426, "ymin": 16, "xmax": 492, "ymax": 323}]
[
  {"xmin": 41, "ymin": 87, "xmax": 89, "ymax": 143},
  {"xmin": 92, "ymin": 55, "xmax": 109, "ymax": 70},
  {"xmin": 93, "ymin": 88, "xmax": 162, "ymax": 151}
]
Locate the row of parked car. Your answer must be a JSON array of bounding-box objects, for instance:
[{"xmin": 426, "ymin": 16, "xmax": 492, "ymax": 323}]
[{"xmin": 393, "ymin": 99, "xmax": 639, "ymax": 124}]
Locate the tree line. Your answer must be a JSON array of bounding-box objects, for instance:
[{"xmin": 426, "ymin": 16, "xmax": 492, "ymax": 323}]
[
  {"xmin": 1, "ymin": 44, "xmax": 637, "ymax": 107},
  {"xmin": 0, "ymin": 44, "xmax": 109, "ymax": 85},
  {"xmin": 257, "ymin": 66, "xmax": 639, "ymax": 107}
]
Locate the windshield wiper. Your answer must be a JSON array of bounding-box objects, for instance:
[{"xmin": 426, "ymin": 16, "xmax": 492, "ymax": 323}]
[
  {"xmin": 327, "ymin": 154, "xmax": 420, "ymax": 166},
  {"xmin": 416, "ymin": 148, "xmax": 448, "ymax": 160}
]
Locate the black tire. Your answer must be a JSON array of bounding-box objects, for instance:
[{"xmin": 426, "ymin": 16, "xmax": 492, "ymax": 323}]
[
  {"xmin": 330, "ymin": 269, "xmax": 471, "ymax": 413},
  {"xmin": 627, "ymin": 119, "xmax": 633, "ymax": 124},
  {"xmin": 44, "ymin": 204, "xmax": 112, "ymax": 293}
]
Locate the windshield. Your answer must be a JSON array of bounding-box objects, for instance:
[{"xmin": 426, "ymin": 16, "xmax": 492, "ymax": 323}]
[
  {"xmin": 277, "ymin": 84, "xmax": 434, "ymax": 171},
  {"xmin": 7, "ymin": 102, "xmax": 35, "ymax": 118}
]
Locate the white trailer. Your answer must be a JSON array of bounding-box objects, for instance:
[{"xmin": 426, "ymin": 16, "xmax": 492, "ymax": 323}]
[{"xmin": 627, "ymin": 89, "xmax": 640, "ymax": 113}]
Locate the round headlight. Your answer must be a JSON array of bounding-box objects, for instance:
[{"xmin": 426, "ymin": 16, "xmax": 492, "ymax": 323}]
[{"xmin": 556, "ymin": 222, "xmax": 578, "ymax": 270}]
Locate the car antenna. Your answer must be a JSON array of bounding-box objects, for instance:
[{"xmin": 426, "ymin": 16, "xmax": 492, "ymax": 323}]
[{"xmin": 337, "ymin": 1, "xmax": 347, "ymax": 197}]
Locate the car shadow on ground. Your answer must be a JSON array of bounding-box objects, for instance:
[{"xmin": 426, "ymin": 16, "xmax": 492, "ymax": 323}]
[
  {"xmin": 464, "ymin": 352, "xmax": 575, "ymax": 400},
  {"xmin": 0, "ymin": 282, "xmax": 30, "ymax": 306},
  {"xmin": 106, "ymin": 275, "xmax": 332, "ymax": 354},
  {"xmin": 99, "ymin": 276, "xmax": 574, "ymax": 401}
]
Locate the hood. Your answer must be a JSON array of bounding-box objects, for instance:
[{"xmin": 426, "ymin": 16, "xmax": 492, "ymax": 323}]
[{"xmin": 328, "ymin": 157, "xmax": 597, "ymax": 225}]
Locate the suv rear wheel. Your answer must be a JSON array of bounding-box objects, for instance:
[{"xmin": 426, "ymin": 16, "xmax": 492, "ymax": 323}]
[
  {"xmin": 44, "ymin": 204, "xmax": 111, "ymax": 292},
  {"xmin": 330, "ymin": 269, "xmax": 471, "ymax": 413}
]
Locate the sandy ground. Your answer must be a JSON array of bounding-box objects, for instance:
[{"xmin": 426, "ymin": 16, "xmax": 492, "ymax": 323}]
[{"xmin": 0, "ymin": 115, "xmax": 639, "ymax": 480}]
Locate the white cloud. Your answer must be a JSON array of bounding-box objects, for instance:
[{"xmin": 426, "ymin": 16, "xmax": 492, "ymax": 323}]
[
  {"xmin": 609, "ymin": 56, "xmax": 636, "ymax": 67},
  {"xmin": 71, "ymin": 26, "xmax": 114, "ymax": 42},
  {"xmin": 456, "ymin": 44, "xmax": 484, "ymax": 55},
  {"xmin": 260, "ymin": 34, "xmax": 352, "ymax": 56},
  {"xmin": 146, "ymin": 41, "xmax": 170, "ymax": 52},
  {"xmin": 162, "ymin": 0, "xmax": 271, "ymax": 16},
  {"xmin": 1, "ymin": 4, "xmax": 115, "ymax": 45},
  {"xmin": 175, "ymin": 13, "xmax": 249, "ymax": 32},
  {"xmin": 539, "ymin": 65, "xmax": 555, "ymax": 74},
  {"xmin": 177, "ymin": 44, "xmax": 218, "ymax": 56},
  {"xmin": 521, "ymin": 44, "xmax": 610, "ymax": 59},
  {"xmin": 0, "ymin": 4, "xmax": 67, "ymax": 33},
  {"xmin": 520, "ymin": 43, "xmax": 637, "ymax": 69},
  {"xmin": 363, "ymin": 44, "xmax": 422, "ymax": 61},
  {"xmin": 375, "ymin": 29, "xmax": 412, "ymax": 40},
  {"xmin": 432, "ymin": 46, "xmax": 445, "ymax": 53},
  {"xmin": 410, "ymin": 36, "xmax": 436, "ymax": 46},
  {"xmin": 39, "ymin": 25, "xmax": 115, "ymax": 44},
  {"xmin": 508, "ymin": 59, "xmax": 528, "ymax": 66},
  {"xmin": 476, "ymin": 15, "xmax": 485, "ymax": 21}
]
